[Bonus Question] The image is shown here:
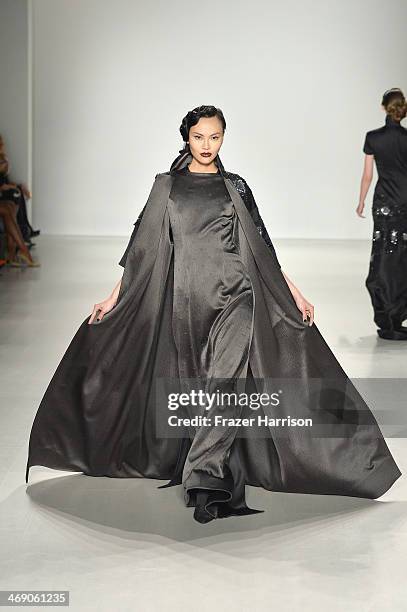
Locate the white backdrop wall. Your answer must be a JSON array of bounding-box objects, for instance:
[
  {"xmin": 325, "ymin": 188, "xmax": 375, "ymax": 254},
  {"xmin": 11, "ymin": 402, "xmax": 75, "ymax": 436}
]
[{"xmin": 32, "ymin": 0, "xmax": 406, "ymax": 240}]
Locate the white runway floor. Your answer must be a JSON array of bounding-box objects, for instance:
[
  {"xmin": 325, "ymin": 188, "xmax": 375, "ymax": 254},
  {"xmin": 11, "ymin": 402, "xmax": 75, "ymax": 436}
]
[{"xmin": 0, "ymin": 235, "xmax": 406, "ymax": 612}]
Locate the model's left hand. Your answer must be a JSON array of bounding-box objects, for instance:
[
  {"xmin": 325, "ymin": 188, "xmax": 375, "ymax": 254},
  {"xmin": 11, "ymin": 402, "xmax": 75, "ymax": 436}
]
[
  {"xmin": 281, "ymin": 271, "xmax": 314, "ymax": 325},
  {"xmin": 291, "ymin": 287, "xmax": 314, "ymax": 325}
]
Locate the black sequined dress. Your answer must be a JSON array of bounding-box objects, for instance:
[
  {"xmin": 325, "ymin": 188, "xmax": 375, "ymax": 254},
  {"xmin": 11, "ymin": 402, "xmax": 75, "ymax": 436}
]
[{"xmin": 363, "ymin": 114, "xmax": 407, "ymax": 339}]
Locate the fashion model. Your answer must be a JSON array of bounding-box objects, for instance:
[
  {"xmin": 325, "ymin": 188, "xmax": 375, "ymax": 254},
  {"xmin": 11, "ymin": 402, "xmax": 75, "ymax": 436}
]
[
  {"xmin": 357, "ymin": 87, "xmax": 407, "ymax": 340},
  {"xmin": 26, "ymin": 106, "xmax": 401, "ymax": 523}
]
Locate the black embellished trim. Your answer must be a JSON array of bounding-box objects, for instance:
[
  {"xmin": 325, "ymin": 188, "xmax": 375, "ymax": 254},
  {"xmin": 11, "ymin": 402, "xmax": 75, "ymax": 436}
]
[
  {"xmin": 370, "ymin": 196, "xmax": 407, "ymax": 255},
  {"xmin": 224, "ymin": 172, "xmax": 281, "ymax": 268}
]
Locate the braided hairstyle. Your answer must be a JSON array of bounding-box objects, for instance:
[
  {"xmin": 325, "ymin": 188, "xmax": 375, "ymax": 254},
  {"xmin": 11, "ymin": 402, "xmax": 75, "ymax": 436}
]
[{"xmin": 382, "ymin": 88, "xmax": 407, "ymax": 121}]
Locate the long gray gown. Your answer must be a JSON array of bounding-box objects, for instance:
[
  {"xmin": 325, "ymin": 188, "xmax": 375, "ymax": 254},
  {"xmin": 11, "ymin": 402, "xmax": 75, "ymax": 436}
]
[{"xmin": 167, "ymin": 165, "xmax": 256, "ymax": 520}]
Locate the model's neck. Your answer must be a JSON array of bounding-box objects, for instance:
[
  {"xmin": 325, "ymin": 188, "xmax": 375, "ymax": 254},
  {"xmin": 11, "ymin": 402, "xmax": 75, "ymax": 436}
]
[
  {"xmin": 385, "ymin": 114, "xmax": 401, "ymax": 127},
  {"xmin": 187, "ymin": 159, "xmax": 219, "ymax": 174}
]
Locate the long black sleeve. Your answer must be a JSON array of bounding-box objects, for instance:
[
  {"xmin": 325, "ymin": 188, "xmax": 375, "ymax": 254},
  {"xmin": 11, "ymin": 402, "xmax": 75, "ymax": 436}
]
[{"xmin": 230, "ymin": 174, "xmax": 281, "ymax": 269}]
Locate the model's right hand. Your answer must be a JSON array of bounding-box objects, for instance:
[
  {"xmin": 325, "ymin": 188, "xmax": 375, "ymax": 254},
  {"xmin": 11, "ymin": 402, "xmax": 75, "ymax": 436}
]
[
  {"xmin": 88, "ymin": 296, "xmax": 117, "ymax": 324},
  {"xmin": 356, "ymin": 203, "xmax": 365, "ymax": 217}
]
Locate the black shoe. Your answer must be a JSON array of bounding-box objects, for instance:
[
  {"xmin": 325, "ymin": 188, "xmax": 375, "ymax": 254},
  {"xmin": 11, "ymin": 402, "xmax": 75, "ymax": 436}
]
[
  {"xmin": 377, "ymin": 328, "xmax": 407, "ymax": 340},
  {"xmin": 30, "ymin": 229, "xmax": 40, "ymax": 237},
  {"xmin": 193, "ymin": 491, "xmax": 216, "ymax": 524}
]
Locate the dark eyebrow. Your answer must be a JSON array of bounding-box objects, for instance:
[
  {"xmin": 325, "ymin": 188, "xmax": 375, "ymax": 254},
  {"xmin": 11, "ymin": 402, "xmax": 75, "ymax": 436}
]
[{"xmin": 191, "ymin": 131, "xmax": 221, "ymax": 136}]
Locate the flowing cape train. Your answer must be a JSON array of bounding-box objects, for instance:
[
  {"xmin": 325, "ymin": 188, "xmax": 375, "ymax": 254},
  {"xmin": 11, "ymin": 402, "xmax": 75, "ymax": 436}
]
[{"xmin": 25, "ymin": 161, "xmax": 401, "ymax": 500}]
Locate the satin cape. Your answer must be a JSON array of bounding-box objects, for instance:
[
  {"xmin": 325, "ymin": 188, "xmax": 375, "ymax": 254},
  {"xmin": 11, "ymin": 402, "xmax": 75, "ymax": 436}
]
[{"xmin": 25, "ymin": 153, "xmax": 401, "ymax": 504}]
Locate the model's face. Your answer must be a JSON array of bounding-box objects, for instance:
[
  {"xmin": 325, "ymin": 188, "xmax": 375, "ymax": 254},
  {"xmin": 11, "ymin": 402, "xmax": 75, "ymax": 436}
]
[{"xmin": 187, "ymin": 116, "xmax": 224, "ymax": 166}]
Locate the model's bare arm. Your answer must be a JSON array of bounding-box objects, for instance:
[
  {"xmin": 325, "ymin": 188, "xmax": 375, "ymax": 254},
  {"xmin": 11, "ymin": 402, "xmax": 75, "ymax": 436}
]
[
  {"xmin": 356, "ymin": 154, "xmax": 374, "ymax": 217},
  {"xmin": 88, "ymin": 276, "xmax": 123, "ymax": 324},
  {"xmin": 281, "ymin": 270, "xmax": 314, "ymax": 325}
]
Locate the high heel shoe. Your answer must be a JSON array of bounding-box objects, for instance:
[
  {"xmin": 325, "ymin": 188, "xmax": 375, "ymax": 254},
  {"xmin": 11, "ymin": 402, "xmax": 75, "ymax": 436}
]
[{"xmin": 9, "ymin": 252, "xmax": 41, "ymax": 267}]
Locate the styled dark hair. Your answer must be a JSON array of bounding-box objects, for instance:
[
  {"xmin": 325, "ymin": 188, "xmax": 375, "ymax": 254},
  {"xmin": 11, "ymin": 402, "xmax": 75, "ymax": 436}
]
[
  {"xmin": 382, "ymin": 88, "xmax": 407, "ymax": 121},
  {"xmin": 169, "ymin": 105, "xmax": 227, "ymax": 173},
  {"xmin": 179, "ymin": 105, "xmax": 226, "ymax": 142}
]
